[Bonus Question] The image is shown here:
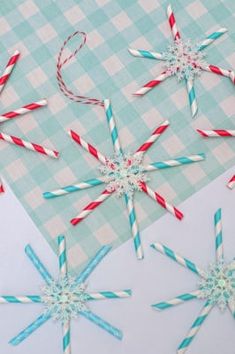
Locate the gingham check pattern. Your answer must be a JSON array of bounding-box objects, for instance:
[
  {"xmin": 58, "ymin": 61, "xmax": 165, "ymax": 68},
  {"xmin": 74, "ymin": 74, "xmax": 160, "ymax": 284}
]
[{"xmin": 0, "ymin": 0, "xmax": 234, "ymax": 271}]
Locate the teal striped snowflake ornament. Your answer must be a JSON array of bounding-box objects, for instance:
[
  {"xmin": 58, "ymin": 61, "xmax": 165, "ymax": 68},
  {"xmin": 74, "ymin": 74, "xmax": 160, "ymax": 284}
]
[
  {"xmin": 128, "ymin": 4, "xmax": 235, "ymax": 117},
  {"xmin": 1, "ymin": 236, "xmax": 131, "ymax": 353},
  {"xmin": 151, "ymin": 209, "xmax": 235, "ymax": 354}
]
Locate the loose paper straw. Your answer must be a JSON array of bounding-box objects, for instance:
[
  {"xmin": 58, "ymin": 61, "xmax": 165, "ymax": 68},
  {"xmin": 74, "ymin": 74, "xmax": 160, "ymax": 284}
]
[
  {"xmin": 0, "ymin": 133, "xmax": 59, "ymax": 159},
  {"xmin": 227, "ymin": 175, "xmax": 235, "ymax": 190},
  {"xmin": 167, "ymin": 4, "xmax": 181, "ymax": 41},
  {"xmin": 43, "ymin": 177, "xmax": 106, "ymax": 199},
  {"xmin": 76, "ymin": 245, "xmax": 111, "ymax": 284},
  {"xmin": 177, "ymin": 301, "xmax": 213, "ymax": 354},
  {"xmin": 0, "ymin": 99, "xmax": 47, "ymax": 123},
  {"xmin": 58, "ymin": 235, "xmax": 67, "ymax": 276},
  {"xmin": 201, "ymin": 64, "xmax": 235, "ymax": 84},
  {"xmin": 70, "ymin": 189, "xmax": 113, "ymax": 226},
  {"xmin": 198, "ymin": 28, "xmax": 227, "ymax": 51},
  {"xmin": 25, "ymin": 245, "xmax": 53, "ymax": 284},
  {"xmin": 133, "ymin": 71, "xmax": 171, "ymax": 96},
  {"xmin": 140, "ymin": 182, "xmax": 183, "ymax": 220},
  {"xmin": 186, "ymin": 79, "xmax": 198, "ymax": 117},
  {"xmin": 135, "ymin": 120, "xmax": 169, "ymax": 155},
  {"xmin": 197, "ymin": 129, "xmax": 235, "ymax": 137},
  {"xmin": 0, "ymin": 50, "xmax": 20, "ymax": 94},
  {"xmin": 69, "ymin": 130, "xmax": 107, "ymax": 165},
  {"xmin": 125, "ymin": 194, "xmax": 143, "ymax": 260},
  {"xmin": 87, "ymin": 290, "xmax": 132, "ymax": 301},
  {"xmin": 214, "ymin": 208, "xmax": 223, "ymax": 262},
  {"xmin": 152, "ymin": 290, "xmax": 201, "ymax": 310},
  {"xmin": 0, "ymin": 296, "xmax": 42, "ymax": 303},
  {"xmin": 0, "ymin": 177, "xmax": 4, "ymax": 193},
  {"xmin": 9, "ymin": 312, "xmax": 51, "ymax": 346},
  {"xmin": 144, "ymin": 154, "xmax": 205, "ymax": 171},
  {"xmin": 151, "ymin": 243, "xmax": 205, "ymax": 277},
  {"xmin": 128, "ymin": 48, "xmax": 165, "ymax": 60},
  {"xmin": 80, "ymin": 310, "xmax": 123, "ymax": 340},
  {"xmin": 62, "ymin": 320, "xmax": 71, "ymax": 354},
  {"xmin": 104, "ymin": 99, "xmax": 123, "ymax": 155}
]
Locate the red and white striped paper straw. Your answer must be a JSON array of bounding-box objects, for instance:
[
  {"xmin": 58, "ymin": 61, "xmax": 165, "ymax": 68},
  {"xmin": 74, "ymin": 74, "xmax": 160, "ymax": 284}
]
[
  {"xmin": 201, "ymin": 64, "xmax": 235, "ymax": 84},
  {"xmin": 0, "ymin": 177, "xmax": 4, "ymax": 194},
  {"xmin": 133, "ymin": 71, "xmax": 171, "ymax": 96},
  {"xmin": 0, "ymin": 50, "xmax": 20, "ymax": 94},
  {"xmin": 0, "ymin": 133, "xmax": 59, "ymax": 159},
  {"xmin": 227, "ymin": 175, "xmax": 235, "ymax": 190},
  {"xmin": 140, "ymin": 181, "xmax": 183, "ymax": 220},
  {"xmin": 0, "ymin": 99, "xmax": 47, "ymax": 123},
  {"xmin": 197, "ymin": 129, "xmax": 235, "ymax": 137},
  {"xmin": 68, "ymin": 130, "xmax": 107, "ymax": 165},
  {"xmin": 167, "ymin": 4, "xmax": 181, "ymax": 41},
  {"xmin": 135, "ymin": 120, "xmax": 169, "ymax": 155},
  {"xmin": 70, "ymin": 189, "xmax": 113, "ymax": 226}
]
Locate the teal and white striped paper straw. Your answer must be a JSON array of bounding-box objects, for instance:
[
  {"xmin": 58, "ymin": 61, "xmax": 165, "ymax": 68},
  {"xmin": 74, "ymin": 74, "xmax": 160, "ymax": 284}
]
[
  {"xmin": 104, "ymin": 99, "xmax": 123, "ymax": 155},
  {"xmin": 214, "ymin": 208, "xmax": 223, "ymax": 261},
  {"xmin": 128, "ymin": 48, "xmax": 164, "ymax": 60},
  {"xmin": 80, "ymin": 310, "xmax": 123, "ymax": 340},
  {"xmin": 87, "ymin": 290, "xmax": 132, "ymax": 301},
  {"xmin": 152, "ymin": 290, "xmax": 201, "ymax": 310},
  {"xmin": 25, "ymin": 245, "xmax": 53, "ymax": 284},
  {"xmin": 104, "ymin": 99, "xmax": 143, "ymax": 260},
  {"xmin": 151, "ymin": 243, "xmax": 205, "ymax": 277},
  {"xmin": 125, "ymin": 194, "xmax": 143, "ymax": 260},
  {"xmin": 43, "ymin": 178, "xmax": 106, "ymax": 199},
  {"xmin": 186, "ymin": 78, "xmax": 197, "ymax": 117},
  {"xmin": 57, "ymin": 236, "xmax": 71, "ymax": 354},
  {"xmin": 58, "ymin": 235, "xmax": 68, "ymax": 277},
  {"xmin": 0, "ymin": 296, "xmax": 42, "ymax": 303},
  {"xmin": 145, "ymin": 154, "xmax": 205, "ymax": 171},
  {"xmin": 9, "ymin": 312, "xmax": 51, "ymax": 346},
  {"xmin": 76, "ymin": 245, "xmax": 112, "ymax": 284},
  {"xmin": 177, "ymin": 301, "xmax": 213, "ymax": 354},
  {"xmin": 198, "ymin": 28, "xmax": 227, "ymax": 51}
]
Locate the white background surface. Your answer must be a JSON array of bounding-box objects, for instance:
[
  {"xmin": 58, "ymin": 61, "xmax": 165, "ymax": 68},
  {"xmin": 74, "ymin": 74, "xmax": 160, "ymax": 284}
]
[{"xmin": 0, "ymin": 167, "xmax": 234, "ymax": 354}]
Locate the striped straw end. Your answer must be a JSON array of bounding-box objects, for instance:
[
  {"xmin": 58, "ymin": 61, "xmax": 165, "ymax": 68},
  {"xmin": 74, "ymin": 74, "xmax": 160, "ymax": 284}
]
[
  {"xmin": 70, "ymin": 218, "xmax": 80, "ymax": 226},
  {"xmin": 38, "ymin": 98, "xmax": 47, "ymax": 106},
  {"xmin": 100, "ymin": 244, "xmax": 112, "ymax": 254},
  {"xmin": 42, "ymin": 192, "xmax": 54, "ymax": 199},
  {"xmin": 196, "ymin": 129, "xmax": 208, "ymax": 137},
  {"xmin": 128, "ymin": 48, "xmax": 136, "ymax": 55},
  {"xmin": 151, "ymin": 303, "xmax": 167, "ymax": 310},
  {"xmin": 103, "ymin": 98, "xmax": 111, "ymax": 108},
  {"xmin": 13, "ymin": 50, "xmax": 20, "ymax": 56},
  {"xmin": 58, "ymin": 235, "xmax": 65, "ymax": 243}
]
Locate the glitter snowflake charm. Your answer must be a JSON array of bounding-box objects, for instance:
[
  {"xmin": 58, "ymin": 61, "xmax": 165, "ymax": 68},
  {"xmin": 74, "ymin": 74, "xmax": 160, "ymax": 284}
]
[
  {"xmin": 151, "ymin": 208, "xmax": 235, "ymax": 353},
  {"xmin": 99, "ymin": 153, "xmax": 148, "ymax": 197},
  {"xmin": 0, "ymin": 50, "xmax": 59, "ymax": 194},
  {"xmin": 1, "ymin": 236, "xmax": 131, "ymax": 353},
  {"xmin": 43, "ymin": 99, "xmax": 205, "ymax": 259},
  {"xmin": 129, "ymin": 4, "xmax": 235, "ymax": 117}
]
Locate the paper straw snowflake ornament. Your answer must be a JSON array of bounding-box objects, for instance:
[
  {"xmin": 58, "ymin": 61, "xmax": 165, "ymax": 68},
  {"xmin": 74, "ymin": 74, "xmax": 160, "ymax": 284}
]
[
  {"xmin": 1, "ymin": 236, "xmax": 131, "ymax": 353},
  {"xmin": 151, "ymin": 209, "xmax": 235, "ymax": 353},
  {"xmin": 196, "ymin": 127, "xmax": 235, "ymax": 189},
  {"xmin": 129, "ymin": 4, "xmax": 235, "ymax": 117},
  {"xmin": 43, "ymin": 99, "xmax": 205, "ymax": 260},
  {"xmin": 0, "ymin": 50, "xmax": 59, "ymax": 194}
]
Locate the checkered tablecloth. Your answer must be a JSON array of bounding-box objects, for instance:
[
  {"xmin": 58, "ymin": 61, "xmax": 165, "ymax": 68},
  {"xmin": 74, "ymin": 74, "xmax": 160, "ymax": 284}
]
[{"xmin": 0, "ymin": 0, "xmax": 234, "ymax": 271}]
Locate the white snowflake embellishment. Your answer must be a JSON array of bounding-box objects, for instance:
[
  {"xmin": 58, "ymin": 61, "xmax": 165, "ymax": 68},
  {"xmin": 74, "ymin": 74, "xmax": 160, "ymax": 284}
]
[
  {"xmin": 99, "ymin": 153, "xmax": 148, "ymax": 197},
  {"xmin": 198, "ymin": 261, "xmax": 235, "ymax": 311},
  {"xmin": 42, "ymin": 276, "xmax": 88, "ymax": 323},
  {"xmin": 163, "ymin": 39, "xmax": 205, "ymax": 81}
]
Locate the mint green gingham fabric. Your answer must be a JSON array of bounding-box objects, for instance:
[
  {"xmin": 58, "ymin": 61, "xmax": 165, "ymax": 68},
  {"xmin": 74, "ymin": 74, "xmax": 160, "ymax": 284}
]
[{"xmin": 0, "ymin": 0, "xmax": 234, "ymax": 271}]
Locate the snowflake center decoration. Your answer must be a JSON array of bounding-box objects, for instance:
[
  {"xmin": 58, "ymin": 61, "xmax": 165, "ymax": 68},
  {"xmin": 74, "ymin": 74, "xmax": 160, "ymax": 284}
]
[
  {"xmin": 163, "ymin": 39, "xmax": 205, "ymax": 81},
  {"xmin": 99, "ymin": 153, "xmax": 147, "ymax": 197},
  {"xmin": 42, "ymin": 276, "xmax": 88, "ymax": 322},
  {"xmin": 199, "ymin": 262, "xmax": 235, "ymax": 310}
]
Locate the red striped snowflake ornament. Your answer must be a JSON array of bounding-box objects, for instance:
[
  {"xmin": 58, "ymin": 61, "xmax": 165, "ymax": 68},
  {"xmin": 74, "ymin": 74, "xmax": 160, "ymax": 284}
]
[
  {"xmin": 0, "ymin": 51, "xmax": 59, "ymax": 194},
  {"xmin": 128, "ymin": 4, "xmax": 235, "ymax": 117},
  {"xmin": 43, "ymin": 99, "xmax": 205, "ymax": 259}
]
